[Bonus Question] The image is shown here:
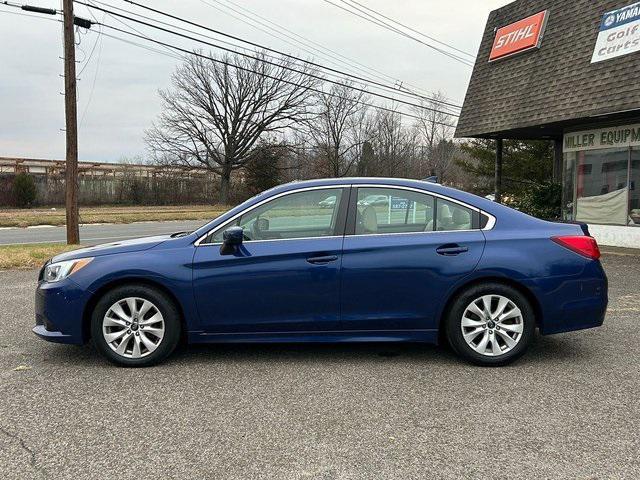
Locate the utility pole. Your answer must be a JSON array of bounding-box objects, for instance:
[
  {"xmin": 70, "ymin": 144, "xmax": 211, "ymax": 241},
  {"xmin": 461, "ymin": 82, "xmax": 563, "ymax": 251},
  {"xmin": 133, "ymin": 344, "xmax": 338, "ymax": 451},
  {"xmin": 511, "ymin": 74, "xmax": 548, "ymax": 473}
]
[
  {"xmin": 4, "ymin": 2, "xmax": 91, "ymax": 244},
  {"xmin": 63, "ymin": 0, "xmax": 80, "ymax": 244}
]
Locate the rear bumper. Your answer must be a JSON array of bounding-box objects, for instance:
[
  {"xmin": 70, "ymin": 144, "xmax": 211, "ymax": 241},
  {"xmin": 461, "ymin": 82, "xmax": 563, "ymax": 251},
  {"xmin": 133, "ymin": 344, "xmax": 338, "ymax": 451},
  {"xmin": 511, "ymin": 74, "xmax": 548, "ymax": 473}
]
[
  {"xmin": 540, "ymin": 293, "xmax": 607, "ymax": 334},
  {"xmin": 524, "ymin": 262, "xmax": 608, "ymax": 335},
  {"xmin": 34, "ymin": 279, "xmax": 87, "ymax": 345}
]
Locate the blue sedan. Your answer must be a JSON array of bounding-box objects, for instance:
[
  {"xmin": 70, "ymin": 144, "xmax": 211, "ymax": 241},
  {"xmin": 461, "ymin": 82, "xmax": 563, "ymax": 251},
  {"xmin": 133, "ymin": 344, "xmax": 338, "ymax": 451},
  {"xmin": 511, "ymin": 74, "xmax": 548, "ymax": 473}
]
[{"xmin": 34, "ymin": 178, "xmax": 607, "ymax": 367}]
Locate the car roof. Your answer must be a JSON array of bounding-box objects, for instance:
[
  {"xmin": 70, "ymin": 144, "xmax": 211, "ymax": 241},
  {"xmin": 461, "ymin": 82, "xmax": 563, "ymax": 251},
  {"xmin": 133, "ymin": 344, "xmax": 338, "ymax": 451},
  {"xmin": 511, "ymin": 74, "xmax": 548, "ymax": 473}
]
[
  {"xmin": 192, "ymin": 177, "xmax": 545, "ymax": 239},
  {"xmin": 273, "ymin": 177, "xmax": 497, "ymax": 210}
]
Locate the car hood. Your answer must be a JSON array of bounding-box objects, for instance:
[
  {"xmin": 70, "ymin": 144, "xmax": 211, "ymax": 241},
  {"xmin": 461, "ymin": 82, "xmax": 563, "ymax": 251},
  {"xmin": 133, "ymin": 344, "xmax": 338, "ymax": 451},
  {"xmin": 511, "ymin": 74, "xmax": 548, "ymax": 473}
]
[{"xmin": 51, "ymin": 235, "xmax": 170, "ymax": 262}]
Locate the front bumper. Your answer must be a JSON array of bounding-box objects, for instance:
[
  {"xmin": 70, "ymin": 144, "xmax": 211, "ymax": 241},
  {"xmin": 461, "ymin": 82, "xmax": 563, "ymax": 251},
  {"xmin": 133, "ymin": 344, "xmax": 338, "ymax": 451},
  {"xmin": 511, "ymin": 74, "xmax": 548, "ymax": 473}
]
[
  {"xmin": 33, "ymin": 278, "xmax": 88, "ymax": 345},
  {"xmin": 32, "ymin": 324, "xmax": 75, "ymax": 343}
]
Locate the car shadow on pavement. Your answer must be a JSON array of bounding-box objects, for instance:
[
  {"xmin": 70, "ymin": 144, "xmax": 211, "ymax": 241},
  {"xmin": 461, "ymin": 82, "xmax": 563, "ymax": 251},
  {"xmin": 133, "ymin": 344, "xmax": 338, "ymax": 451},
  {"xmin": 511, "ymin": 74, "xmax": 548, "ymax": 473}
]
[
  {"xmin": 36, "ymin": 331, "xmax": 598, "ymax": 369},
  {"xmin": 166, "ymin": 333, "xmax": 597, "ymax": 368},
  {"xmin": 526, "ymin": 333, "xmax": 600, "ymax": 364},
  {"xmin": 170, "ymin": 342, "xmax": 461, "ymax": 365}
]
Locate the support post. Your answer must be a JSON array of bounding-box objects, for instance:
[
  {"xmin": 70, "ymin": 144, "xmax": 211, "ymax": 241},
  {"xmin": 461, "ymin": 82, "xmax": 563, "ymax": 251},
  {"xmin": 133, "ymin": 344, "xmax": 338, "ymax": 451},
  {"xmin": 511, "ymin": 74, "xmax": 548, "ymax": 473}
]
[
  {"xmin": 553, "ymin": 138, "xmax": 563, "ymax": 184},
  {"xmin": 63, "ymin": 0, "xmax": 80, "ymax": 244},
  {"xmin": 495, "ymin": 138, "xmax": 503, "ymax": 204}
]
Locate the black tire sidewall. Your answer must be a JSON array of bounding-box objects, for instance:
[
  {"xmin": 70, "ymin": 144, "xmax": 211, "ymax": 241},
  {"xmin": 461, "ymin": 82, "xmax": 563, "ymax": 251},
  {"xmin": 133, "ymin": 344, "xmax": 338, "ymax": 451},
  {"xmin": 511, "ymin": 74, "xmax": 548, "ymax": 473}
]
[
  {"xmin": 445, "ymin": 283, "xmax": 535, "ymax": 366},
  {"xmin": 90, "ymin": 284, "xmax": 181, "ymax": 367}
]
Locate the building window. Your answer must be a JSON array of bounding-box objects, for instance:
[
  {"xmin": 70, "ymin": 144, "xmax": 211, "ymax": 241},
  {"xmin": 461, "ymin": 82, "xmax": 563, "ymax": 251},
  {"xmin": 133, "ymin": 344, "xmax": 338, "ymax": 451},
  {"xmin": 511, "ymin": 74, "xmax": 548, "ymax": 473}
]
[
  {"xmin": 562, "ymin": 152, "xmax": 576, "ymax": 222},
  {"xmin": 573, "ymin": 148, "xmax": 629, "ymax": 226},
  {"xmin": 630, "ymin": 149, "xmax": 640, "ymax": 227}
]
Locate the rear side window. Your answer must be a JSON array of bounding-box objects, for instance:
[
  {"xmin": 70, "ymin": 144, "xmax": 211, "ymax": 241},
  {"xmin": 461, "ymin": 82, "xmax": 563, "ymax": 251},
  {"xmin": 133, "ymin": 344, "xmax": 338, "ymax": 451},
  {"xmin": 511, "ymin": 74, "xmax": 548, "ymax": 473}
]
[
  {"xmin": 354, "ymin": 187, "xmax": 435, "ymax": 235},
  {"xmin": 436, "ymin": 199, "xmax": 474, "ymax": 231}
]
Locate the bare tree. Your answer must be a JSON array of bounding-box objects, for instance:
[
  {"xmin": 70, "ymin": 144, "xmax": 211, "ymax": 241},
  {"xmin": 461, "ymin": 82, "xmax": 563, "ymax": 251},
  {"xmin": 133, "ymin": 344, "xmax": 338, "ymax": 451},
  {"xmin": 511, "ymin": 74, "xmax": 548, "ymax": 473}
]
[
  {"xmin": 369, "ymin": 106, "xmax": 416, "ymax": 177},
  {"xmin": 146, "ymin": 51, "xmax": 319, "ymax": 204},
  {"xmin": 413, "ymin": 91, "xmax": 455, "ymax": 178},
  {"xmin": 307, "ymin": 82, "xmax": 370, "ymax": 177},
  {"xmin": 430, "ymin": 139, "xmax": 457, "ymax": 182}
]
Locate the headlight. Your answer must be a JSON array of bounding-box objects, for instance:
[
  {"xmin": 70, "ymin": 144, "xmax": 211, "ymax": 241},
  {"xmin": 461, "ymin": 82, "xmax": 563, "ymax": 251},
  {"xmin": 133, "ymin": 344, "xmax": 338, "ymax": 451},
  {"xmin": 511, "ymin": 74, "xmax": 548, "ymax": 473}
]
[{"xmin": 43, "ymin": 258, "xmax": 93, "ymax": 283}]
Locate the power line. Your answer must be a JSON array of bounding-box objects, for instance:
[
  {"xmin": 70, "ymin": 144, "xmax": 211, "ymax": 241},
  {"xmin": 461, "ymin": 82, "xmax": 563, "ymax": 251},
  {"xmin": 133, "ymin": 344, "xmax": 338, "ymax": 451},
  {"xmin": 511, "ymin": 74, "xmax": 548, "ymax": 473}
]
[
  {"xmin": 86, "ymin": 0, "xmax": 458, "ymax": 111},
  {"xmin": 0, "ymin": 3, "xmax": 457, "ymax": 126},
  {"xmin": 98, "ymin": 27, "xmax": 183, "ymax": 59},
  {"xmin": 335, "ymin": 0, "xmax": 474, "ymax": 66},
  {"xmin": 76, "ymin": 20, "xmax": 101, "ymax": 76},
  {"xmin": 344, "ymin": 0, "xmax": 475, "ymax": 59},
  {"xmin": 0, "ymin": 4, "xmax": 60, "ymax": 22},
  {"xmin": 88, "ymin": 0, "xmax": 182, "ymax": 61},
  {"xmin": 197, "ymin": 0, "xmax": 460, "ymax": 110},
  {"xmin": 199, "ymin": 0, "xmax": 402, "ymax": 94},
  {"xmin": 79, "ymin": 6, "xmax": 105, "ymax": 126},
  {"xmin": 75, "ymin": 1, "xmax": 459, "ymax": 117},
  {"xmin": 323, "ymin": 0, "xmax": 474, "ymax": 67},
  {"xmin": 91, "ymin": 0, "xmax": 283, "ymax": 62},
  {"xmin": 85, "ymin": 22, "xmax": 457, "ymax": 128},
  {"xmin": 115, "ymin": 0, "xmax": 462, "ymax": 110}
]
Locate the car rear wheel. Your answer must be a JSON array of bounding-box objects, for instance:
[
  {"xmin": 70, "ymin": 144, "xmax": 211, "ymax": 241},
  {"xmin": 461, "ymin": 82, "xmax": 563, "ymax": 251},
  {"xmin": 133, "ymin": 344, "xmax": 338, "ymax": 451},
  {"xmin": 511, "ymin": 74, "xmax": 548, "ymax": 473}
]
[
  {"xmin": 445, "ymin": 283, "xmax": 535, "ymax": 366},
  {"xmin": 91, "ymin": 285, "xmax": 181, "ymax": 367}
]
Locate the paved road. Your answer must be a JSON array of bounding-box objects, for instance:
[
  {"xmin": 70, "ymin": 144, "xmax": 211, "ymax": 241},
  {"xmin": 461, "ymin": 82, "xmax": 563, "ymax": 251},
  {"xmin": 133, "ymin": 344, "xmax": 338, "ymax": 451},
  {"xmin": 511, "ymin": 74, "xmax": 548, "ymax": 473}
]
[
  {"xmin": 0, "ymin": 220, "xmax": 208, "ymax": 245},
  {"xmin": 0, "ymin": 254, "xmax": 638, "ymax": 479}
]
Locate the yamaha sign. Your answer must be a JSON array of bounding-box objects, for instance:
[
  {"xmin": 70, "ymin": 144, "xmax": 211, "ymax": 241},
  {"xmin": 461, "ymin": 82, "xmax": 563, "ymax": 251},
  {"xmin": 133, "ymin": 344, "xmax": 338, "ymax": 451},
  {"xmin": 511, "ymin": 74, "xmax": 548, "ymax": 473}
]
[{"xmin": 592, "ymin": 2, "xmax": 640, "ymax": 63}]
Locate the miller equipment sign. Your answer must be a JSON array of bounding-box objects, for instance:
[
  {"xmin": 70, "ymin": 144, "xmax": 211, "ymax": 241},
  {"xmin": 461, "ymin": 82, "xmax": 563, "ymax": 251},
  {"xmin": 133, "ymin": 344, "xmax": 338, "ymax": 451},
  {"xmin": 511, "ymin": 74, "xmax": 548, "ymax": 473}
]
[
  {"xmin": 563, "ymin": 123, "xmax": 640, "ymax": 152},
  {"xmin": 489, "ymin": 11, "xmax": 548, "ymax": 61},
  {"xmin": 591, "ymin": 2, "xmax": 640, "ymax": 63}
]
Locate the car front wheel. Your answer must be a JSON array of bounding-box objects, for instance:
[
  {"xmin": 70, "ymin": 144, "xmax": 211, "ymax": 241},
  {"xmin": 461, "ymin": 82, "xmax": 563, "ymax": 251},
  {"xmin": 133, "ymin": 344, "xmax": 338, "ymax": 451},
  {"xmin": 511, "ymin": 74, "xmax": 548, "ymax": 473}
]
[
  {"xmin": 90, "ymin": 285, "xmax": 181, "ymax": 367},
  {"xmin": 445, "ymin": 283, "xmax": 535, "ymax": 366}
]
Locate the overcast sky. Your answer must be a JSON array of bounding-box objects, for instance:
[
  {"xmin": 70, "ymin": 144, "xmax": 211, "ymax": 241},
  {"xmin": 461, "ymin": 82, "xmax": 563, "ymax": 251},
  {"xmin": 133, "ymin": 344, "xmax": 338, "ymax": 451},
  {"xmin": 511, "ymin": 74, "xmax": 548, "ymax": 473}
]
[{"xmin": 0, "ymin": 0, "xmax": 509, "ymax": 162}]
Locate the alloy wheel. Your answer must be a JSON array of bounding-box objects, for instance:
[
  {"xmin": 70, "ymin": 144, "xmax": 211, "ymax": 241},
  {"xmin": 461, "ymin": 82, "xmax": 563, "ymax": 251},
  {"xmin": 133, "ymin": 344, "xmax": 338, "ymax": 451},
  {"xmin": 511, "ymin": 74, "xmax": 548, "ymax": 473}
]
[
  {"xmin": 102, "ymin": 297, "xmax": 165, "ymax": 359},
  {"xmin": 460, "ymin": 294, "xmax": 524, "ymax": 357}
]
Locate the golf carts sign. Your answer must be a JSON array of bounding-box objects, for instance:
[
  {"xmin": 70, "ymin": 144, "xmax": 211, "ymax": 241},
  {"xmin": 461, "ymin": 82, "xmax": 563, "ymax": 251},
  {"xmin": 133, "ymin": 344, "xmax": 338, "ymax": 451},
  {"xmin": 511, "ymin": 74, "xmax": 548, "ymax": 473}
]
[
  {"xmin": 592, "ymin": 2, "xmax": 640, "ymax": 63},
  {"xmin": 489, "ymin": 10, "xmax": 548, "ymax": 61}
]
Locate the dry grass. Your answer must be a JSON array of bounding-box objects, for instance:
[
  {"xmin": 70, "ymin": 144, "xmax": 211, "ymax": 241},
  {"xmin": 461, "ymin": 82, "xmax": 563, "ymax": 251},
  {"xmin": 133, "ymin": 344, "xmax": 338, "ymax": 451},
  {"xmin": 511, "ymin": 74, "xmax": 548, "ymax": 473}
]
[
  {"xmin": 0, "ymin": 205, "xmax": 228, "ymax": 228},
  {"xmin": 0, "ymin": 243, "xmax": 83, "ymax": 270}
]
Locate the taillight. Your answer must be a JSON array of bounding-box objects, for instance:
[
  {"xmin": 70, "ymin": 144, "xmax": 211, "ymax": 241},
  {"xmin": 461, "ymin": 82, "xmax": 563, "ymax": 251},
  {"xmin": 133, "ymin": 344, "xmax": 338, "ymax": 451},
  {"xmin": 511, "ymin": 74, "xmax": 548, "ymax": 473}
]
[{"xmin": 551, "ymin": 235, "xmax": 601, "ymax": 260}]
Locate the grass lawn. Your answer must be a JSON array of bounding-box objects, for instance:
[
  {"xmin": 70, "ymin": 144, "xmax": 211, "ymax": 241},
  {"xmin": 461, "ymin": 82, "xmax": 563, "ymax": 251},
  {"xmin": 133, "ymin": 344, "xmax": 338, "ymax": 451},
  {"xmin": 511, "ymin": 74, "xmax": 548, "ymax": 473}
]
[
  {"xmin": 0, "ymin": 243, "xmax": 83, "ymax": 270},
  {"xmin": 0, "ymin": 205, "xmax": 228, "ymax": 228}
]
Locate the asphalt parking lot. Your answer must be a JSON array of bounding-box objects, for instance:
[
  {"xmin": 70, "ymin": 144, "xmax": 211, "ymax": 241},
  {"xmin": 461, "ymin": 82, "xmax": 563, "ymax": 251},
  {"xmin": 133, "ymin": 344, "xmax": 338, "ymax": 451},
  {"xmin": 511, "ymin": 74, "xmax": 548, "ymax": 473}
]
[{"xmin": 0, "ymin": 253, "xmax": 638, "ymax": 480}]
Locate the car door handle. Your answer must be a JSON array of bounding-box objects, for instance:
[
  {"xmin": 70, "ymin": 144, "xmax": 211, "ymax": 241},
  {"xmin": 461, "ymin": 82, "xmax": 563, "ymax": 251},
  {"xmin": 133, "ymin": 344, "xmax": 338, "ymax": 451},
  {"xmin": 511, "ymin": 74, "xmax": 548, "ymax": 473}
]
[
  {"xmin": 436, "ymin": 244, "xmax": 469, "ymax": 256},
  {"xmin": 306, "ymin": 255, "xmax": 339, "ymax": 265}
]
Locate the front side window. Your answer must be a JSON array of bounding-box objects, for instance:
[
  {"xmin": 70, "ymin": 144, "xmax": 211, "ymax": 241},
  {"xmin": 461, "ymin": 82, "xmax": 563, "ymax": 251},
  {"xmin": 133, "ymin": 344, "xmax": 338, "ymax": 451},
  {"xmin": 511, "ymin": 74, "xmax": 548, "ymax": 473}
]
[
  {"xmin": 210, "ymin": 188, "xmax": 344, "ymax": 242},
  {"xmin": 355, "ymin": 187, "xmax": 435, "ymax": 234}
]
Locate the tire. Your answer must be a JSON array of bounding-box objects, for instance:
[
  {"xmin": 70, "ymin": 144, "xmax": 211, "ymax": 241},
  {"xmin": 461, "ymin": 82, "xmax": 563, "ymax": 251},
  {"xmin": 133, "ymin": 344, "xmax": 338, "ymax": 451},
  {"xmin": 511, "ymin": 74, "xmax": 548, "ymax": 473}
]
[
  {"xmin": 90, "ymin": 284, "xmax": 181, "ymax": 367},
  {"xmin": 445, "ymin": 283, "xmax": 535, "ymax": 366}
]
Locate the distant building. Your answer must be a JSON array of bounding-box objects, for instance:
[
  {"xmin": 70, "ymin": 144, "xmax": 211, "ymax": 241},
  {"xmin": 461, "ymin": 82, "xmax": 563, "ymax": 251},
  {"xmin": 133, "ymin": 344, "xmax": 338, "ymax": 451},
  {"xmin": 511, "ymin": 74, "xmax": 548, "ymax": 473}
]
[
  {"xmin": 0, "ymin": 157, "xmax": 244, "ymax": 206},
  {"xmin": 0, "ymin": 157, "xmax": 215, "ymax": 179},
  {"xmin": 456, "ymin": 0, "xmax": 640, "ymax": 248}
]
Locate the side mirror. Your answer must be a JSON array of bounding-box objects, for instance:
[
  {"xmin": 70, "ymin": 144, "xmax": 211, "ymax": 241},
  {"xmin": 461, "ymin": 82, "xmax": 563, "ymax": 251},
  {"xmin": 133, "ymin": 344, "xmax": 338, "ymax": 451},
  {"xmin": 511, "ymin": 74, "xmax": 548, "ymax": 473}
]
[{"xmin": 220, "ymin": 226, "xmax": 244, "ymax": 255}]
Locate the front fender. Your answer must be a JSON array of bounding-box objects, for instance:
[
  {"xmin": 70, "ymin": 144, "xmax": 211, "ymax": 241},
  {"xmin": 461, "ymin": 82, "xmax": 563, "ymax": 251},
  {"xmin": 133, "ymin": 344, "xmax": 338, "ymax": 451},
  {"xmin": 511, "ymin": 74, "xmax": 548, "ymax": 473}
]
[{"xmin": 70, "ymin": 246, "xmax": 199, "ymax": 340}]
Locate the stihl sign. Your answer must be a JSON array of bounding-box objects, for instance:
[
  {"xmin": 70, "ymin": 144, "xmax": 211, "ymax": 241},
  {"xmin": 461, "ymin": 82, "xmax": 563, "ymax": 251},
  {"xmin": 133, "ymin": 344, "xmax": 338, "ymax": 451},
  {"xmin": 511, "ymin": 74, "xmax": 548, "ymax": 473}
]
[{"xmin": 489, "ymin": 11, "xmax": 548, "ymax": 61}]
